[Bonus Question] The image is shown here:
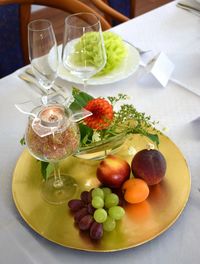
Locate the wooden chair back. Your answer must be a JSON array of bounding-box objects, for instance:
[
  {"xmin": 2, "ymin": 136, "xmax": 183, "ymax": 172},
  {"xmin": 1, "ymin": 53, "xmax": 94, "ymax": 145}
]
[
  {"xmin": 90, "ymin": 0, "xmax": 130, "ymax": 23},
  {"xmin": 0, "ymin": 0, "xmax": 111, "ymax": 64}
]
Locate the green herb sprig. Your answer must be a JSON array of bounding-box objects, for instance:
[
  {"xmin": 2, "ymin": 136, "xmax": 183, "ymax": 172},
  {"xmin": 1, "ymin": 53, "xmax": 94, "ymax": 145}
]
[{"xmin": 70, "ymin": 87, "xmax": 160, "ymax": 148}]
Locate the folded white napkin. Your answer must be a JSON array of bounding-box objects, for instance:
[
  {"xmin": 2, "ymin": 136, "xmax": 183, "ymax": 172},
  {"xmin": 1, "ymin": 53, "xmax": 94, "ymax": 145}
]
[
  {"xmin": 178, "ymin": 0, "xmax": 200, "ymax": 12},
  {"xmin": 170, "ymin": 47, "xmax": 200, "ymax": 96},
  {"xmin": 168, "ymin": 0, "xmax": 200, "ymax": 96}
]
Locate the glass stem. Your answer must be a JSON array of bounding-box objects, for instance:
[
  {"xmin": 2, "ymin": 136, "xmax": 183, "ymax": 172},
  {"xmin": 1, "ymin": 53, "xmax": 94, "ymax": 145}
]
[
  {"xmin": 53, "ymin": 162, "xmax": 64, "ymax": 189},
  {"xmin": 41, "ymin": 88, "xmax": 51, "ymax": 105},
  {"xmin": 83, "ymin": 79, "xmax": 87, "ymax": 91}
]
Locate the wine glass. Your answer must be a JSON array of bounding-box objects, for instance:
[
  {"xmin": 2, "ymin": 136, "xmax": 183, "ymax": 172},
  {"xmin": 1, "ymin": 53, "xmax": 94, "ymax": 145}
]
[
  {"xmin": 28, "ymin": 19, "xmax": 59, "ymax": 103},
  {"xmin": 62, "ymin": 12, "xmax": 106, "ymax": 90},
  {"xmin": 25, "ymin": 103, "xmax": 80, "ymax": 205}
]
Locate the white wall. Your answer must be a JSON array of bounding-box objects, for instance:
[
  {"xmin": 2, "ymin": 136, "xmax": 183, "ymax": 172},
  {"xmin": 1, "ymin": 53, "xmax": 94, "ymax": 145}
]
[{"xmin": 31, "ymin": 5, "xmax": 44, "ymax": 12}]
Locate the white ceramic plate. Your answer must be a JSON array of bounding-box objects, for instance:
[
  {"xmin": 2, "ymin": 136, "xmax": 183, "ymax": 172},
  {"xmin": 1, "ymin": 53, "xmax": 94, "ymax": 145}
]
[{"xmin": 58, "ymin": 42, "xmax": 140, "ymax": 85}]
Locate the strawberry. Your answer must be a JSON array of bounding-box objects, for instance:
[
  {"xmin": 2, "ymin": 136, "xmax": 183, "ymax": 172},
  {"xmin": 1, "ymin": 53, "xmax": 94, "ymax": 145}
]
[{"xmin": 84, "ymin": 98, "xmax": 114, "ymax": 130}]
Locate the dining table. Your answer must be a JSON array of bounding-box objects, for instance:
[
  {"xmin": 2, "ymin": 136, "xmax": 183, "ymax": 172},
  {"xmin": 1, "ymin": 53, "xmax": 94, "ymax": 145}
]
[{"xmin": 1, "ymin": 0, "xmax": 200, "ymax": 263}]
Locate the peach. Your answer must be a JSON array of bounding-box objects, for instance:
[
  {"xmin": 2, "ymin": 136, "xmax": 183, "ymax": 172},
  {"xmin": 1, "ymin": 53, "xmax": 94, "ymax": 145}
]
[{"xmin": 131, "ymin": 149, "xmax": 166, "ymax": 185}]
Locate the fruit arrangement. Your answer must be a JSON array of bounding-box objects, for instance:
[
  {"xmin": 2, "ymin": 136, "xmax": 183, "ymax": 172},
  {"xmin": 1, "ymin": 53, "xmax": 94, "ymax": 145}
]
[
  {"xmin": 68, "ymin": 187, "xmax": 125, "ymax": 240},
  {"xmin": 97, "ymin": 150, "xmax": 166, "ymax": 190},
  {"xmin": 96, "ymin": 149, "xmax": 166, "ymax": 204},
  {"xmin": 68, "ymin": 148, "xmax": 167, "ymax": 241}
]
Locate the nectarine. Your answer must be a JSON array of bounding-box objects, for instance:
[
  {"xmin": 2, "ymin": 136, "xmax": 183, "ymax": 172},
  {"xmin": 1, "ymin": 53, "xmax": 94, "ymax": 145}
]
[{"xmin": 96, "ymin": 155, "xmax": 130, "ymax": 188}]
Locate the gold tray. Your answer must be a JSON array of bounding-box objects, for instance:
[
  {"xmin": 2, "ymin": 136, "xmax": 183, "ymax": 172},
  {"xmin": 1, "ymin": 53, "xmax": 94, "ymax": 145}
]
[{"xmin": 12, "ymin": 134, "xmax": 191, "ymax": 252}]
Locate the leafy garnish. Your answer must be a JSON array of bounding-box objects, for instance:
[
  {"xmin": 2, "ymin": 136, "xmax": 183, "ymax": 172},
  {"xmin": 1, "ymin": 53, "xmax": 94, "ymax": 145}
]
[
  {"xmin": 70, "ymin": 87, "xmax": 94, "ymax": 111},
  {"xmin": 20, "ymin": 136, "xmax": 26, "ymax": 145},
  {"xmin": 41, "ymin": 161, "xmax": 54, "ymax": 181},
  {"xmin": 145, "ymin": 133, "xmax": 159, "ymax": 147},
  {"xmin": 79, "ymin": 123, "xmax": 94, "ymax": 145},
  {"xmin": 108, "ymin": 93, "xmax": 130, "ymax": 105},
  {"xmin": 70, "ymin": 87, "xmax": 160, "ymax": 148}
]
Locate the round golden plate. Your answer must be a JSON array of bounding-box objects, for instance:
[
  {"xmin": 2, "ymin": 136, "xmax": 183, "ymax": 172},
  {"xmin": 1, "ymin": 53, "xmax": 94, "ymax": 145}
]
[{"xmin": 12, "ymin": 134, "xmax": 191, "ymax": 252}]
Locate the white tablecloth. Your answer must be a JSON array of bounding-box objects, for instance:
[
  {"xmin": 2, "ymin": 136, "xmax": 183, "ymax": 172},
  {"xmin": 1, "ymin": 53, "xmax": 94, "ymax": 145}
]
[{"xmin": 1, "ymin": 1, "xmax": 200, "ymax": 263}]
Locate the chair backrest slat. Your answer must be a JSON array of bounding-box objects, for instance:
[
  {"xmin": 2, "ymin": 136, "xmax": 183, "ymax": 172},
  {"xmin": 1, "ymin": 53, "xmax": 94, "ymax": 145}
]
[{"xmin": 0, "ymin": 0, "xmax": 113, "ymax": 76}]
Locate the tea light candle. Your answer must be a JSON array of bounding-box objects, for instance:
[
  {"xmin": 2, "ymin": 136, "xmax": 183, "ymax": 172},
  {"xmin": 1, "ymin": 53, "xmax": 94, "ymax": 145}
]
[{"xmin": 39, "ymin": 105, "xmax": 64, "ymax": 127}]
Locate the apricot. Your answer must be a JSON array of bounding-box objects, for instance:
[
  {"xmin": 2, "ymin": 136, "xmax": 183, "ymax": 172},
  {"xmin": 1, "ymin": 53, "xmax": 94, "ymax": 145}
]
[{"xmin": 122, "ymin": 178, "xmax": 149, "ymax": 204}]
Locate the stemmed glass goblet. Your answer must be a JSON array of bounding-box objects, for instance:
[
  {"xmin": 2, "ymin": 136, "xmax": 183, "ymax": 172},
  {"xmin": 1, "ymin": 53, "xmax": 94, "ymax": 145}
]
[
  {"xmin": 28, "ymin": 19, "xmax": 59, "ymax": 103},
  {"xmin": 62, "ymin": 12, "xmax": 106, "ymax": 90},
  {"xmin": 25, "ymin": 104, "xmax": 80, "ymax": 205}
]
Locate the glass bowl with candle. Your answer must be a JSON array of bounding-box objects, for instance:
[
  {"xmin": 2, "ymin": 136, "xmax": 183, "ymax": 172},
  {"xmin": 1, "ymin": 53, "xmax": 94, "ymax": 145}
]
[{"xmin": 25, "ymin": 103, "xmax": 80, "ymax": 205}]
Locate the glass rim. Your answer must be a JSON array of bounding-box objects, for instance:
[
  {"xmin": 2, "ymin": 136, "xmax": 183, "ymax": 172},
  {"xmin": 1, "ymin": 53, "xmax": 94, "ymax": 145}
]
[
  {"xmin": 77, "ymin": 133, "xmax": 126, "ymax": 152},
  {"xmin": 65, "ymin": 12, "xmax": 100, "ymax": 29},
  {"xmin": 29, "ymin": 103, "xmax": 72, "ymax": 120},
  {"xmin": 28, "ymin": 19, "xmax": 53, "ymax": 31}
]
